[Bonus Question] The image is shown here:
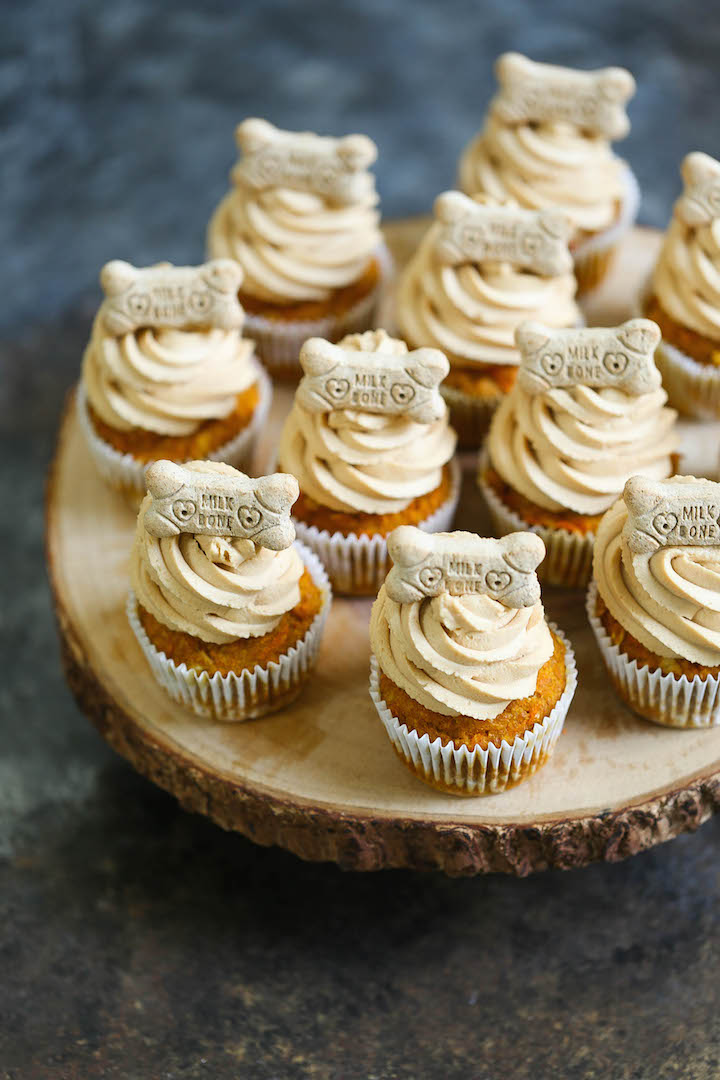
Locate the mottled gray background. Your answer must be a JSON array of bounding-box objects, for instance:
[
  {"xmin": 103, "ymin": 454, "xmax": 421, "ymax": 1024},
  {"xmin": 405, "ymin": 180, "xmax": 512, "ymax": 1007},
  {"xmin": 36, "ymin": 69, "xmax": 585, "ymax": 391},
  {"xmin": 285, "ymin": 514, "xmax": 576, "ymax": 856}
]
[{"xmin": 3, "ymin": 1, "xmax": 720, "ymax": 1077}]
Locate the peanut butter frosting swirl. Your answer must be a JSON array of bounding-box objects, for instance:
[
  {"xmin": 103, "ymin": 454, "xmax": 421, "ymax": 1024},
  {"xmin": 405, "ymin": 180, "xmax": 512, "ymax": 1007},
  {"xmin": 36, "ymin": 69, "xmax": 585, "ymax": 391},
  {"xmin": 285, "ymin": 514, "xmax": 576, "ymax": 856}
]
[
  {"xmin": 131, "ymin": 461, "xmax": 305, "ymax": 645},
  {"xmin": 652, "ymin": 216, "xmax": 720, "ymax": 340},
  {"xmin": 277, "ymin": 330, "xmax": 457, "ymax": 515},
  {"xmin": 487, "ymin": 383, "xmax": 678, "ymax": 515},
  {"xmin": 82, "ymin": 320, "xmax": 258, "ymax": 436},
  {"xmin": 395, "ymin": 202, "xmax": 580, "ymax": 367},
  {"xmin": 370, "ymin": 584, "xmax": 554, "ymax": 721},
  {"xmin": 207, "ymin": 186, "xmax": 381, "ymax": 304},
  {"xmin": 594, "ymin": 483, "xmax": 720, "ymax": 665}
]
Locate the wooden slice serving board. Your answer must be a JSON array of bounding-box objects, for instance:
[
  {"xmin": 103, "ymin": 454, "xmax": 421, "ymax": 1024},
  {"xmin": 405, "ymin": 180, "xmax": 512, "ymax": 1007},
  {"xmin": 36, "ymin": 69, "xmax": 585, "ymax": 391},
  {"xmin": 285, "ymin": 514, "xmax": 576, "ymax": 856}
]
[{"xmin": 46, "ymin": 222, "xmax": 720, "ymax": 876}]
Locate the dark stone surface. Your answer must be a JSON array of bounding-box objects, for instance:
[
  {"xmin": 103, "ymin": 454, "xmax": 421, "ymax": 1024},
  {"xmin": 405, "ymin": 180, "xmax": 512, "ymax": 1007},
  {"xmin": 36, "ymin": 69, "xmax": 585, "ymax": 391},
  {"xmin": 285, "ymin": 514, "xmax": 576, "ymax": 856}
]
[{"xmin": 3, "ymin": 1, "xmax": 720, "ymax": 1076}]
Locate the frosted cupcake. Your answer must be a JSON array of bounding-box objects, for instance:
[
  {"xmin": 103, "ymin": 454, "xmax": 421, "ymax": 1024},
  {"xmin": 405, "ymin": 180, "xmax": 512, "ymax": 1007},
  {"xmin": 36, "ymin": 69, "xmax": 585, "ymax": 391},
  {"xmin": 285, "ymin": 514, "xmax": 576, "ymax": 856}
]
[
  {"xmin": 395, "ymin": 190, "xmax": 581, "ymax": 448},
  {"xmin": 277, "ymin": 329, "xmax": 460, "ymax": 594},
  {"xmin": 589, "ymin": 475, "xmax": 720, "ymax": 727},
  {"xmin": 207, "ymin": 118, "xmax": 387, "ymax": 378},
  {"xmin": 480, "ymin": 320, "xmax": 678, "ymax": 587},
  {"xmin": 79, "ymin": 259, "xmax": 270, "ymax": 499},
  {"xmin": 369, "ymin": 527, "xmax": 577, "ymax": 795},
  {"xmin": 128, "ymin": 459, "xmax": 331, "ymax": 721},
  {"xmin": 458, "ymin": 53, "xmax": 639, "ymax": 294},
  {"xmin": 645, "ymin": 152, "xmax": 720, "ymax": 418}
]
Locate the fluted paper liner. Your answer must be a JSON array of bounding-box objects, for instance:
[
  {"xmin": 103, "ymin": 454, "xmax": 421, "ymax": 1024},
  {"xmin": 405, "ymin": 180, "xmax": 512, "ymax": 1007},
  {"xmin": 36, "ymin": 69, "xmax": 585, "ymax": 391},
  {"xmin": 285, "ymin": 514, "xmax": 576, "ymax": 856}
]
[
  {"xmin": 369, "ymin": 624, "xmax": 577, "ymax": 796},
  {"xmin": 78, "ymin": 364, "xmax": 273, "ymax": 496},
  {"xmin": 440, "ymin": 384, "xmax": 503, "ymax": 449},
  {"xmin": 653, "ymin": 339, "xmax": 720, "ymax": 420},
  {"xmin": 586, "ymin": 582, "xmax": 720, "ymax": 728},
  {"xmin": 572, "ymin": 162, "xmax": 640, "ymax": 294},
  {"xmin": 293, "ymin": 457, "xmax": 461, "ymax": 596},
  {"xmin": 128, "ymin": 542, "xmax": 331, "ymax": 722}
]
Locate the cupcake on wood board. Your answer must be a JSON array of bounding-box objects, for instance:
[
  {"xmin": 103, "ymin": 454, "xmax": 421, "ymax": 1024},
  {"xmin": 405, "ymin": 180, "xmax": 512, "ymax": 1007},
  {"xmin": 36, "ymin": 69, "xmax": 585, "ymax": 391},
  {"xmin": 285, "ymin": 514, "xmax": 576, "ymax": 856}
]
[
  {"xmin": 276, "ymin": 329, "xmax": 460, "ymax": 595},
  {"xmin": 207, "ymin": 118, "xmax": 389, "ymax": 378},
  {"xmin": 79, "ymin": 259, "xmax": 271, "ymax": 498},
  {"xmin": 589, "ymin": 476, "xmax": 720, "ymax": 728},
  {"xmin": 395, "ymin": 190, "xmax": 581, "ymax": 448},
  {"xmin": 644, "ymin": 152, "xmax": 720, "ymax": 418},
  {"xmin": 458, "ymin": 52, "xmax": 639, "ymax": 294},
  {"xmin": 128, "ymin": 459, "xmax": 331, "ymax": 721},
  {"xmin": 479, "ymin": 319, "xmax": 678, "ymax": 587},
  {"xmin": 369, "ymin": 527, "xmax": 577, "ymax": 796}
]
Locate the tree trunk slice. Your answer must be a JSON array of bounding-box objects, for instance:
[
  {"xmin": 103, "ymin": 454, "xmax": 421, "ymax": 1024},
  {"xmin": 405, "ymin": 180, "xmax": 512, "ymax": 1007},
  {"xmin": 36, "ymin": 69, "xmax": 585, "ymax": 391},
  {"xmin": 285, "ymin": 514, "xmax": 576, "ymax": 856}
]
[{"xmin": 46, "ymin": 222, "xmax": 720, "ymax": 876}]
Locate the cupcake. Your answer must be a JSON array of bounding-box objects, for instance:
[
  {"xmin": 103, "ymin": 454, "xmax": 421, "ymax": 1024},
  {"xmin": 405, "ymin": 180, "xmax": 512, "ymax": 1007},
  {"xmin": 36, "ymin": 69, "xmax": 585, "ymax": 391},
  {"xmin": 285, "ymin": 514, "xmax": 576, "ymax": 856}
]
[
  {"xmin": 458, "ymin": 52, "xmax": 639, "ymax": 294},
  {"xmin": 128, "ymin": 459, "xmax": 331, "ymax": 721},
  {"xmin": 479, "ymin": 319, "xmax": 678, "ymax": 587},
  {"xmin": 644, "ymin": 152, "xmax": 720, "ymax": 418},
  {"xmin": 79, "ymin": 259, "xmax": 271, "ymax": 499},
  {"xmin": 369, "ymin": 527, "xmax": 577, "ymax": 795},
  {"xmin": 395, "ymin": 190, "xmax": 581, "ymax": 448},
  {"xmin": 277, "ymin": 329, "xmax": 460, "ymax": 595},
  {"xmin": 589, "ymin": 475, "xmax": 720, "ymax": 727},
  {"xmin": 207, "ymin": 118, "xmax": 388, "ymax": 378}
]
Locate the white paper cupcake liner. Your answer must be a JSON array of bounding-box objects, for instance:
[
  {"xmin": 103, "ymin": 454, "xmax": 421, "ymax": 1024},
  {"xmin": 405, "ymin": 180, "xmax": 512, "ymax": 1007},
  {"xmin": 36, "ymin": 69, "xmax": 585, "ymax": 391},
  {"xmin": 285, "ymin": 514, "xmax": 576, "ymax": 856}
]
[
  {"xmin": 293, "ymin": 456, "xmax": 461, "ymax": 596},
  {"xmin": 477, "ymin": 452, "xmax": 594, "ymax": 587},
  {"xmin": 652, "ymin": 339, "xmax": 720, "ymax": 420},
  {"xmin": 77, "ymin": 364, "xmax": 273, "ymax": 497},
  {"xmin": 369, "ymin": 623, "xmax": 577, "ymax": 796},
  {"xmin": 440, "ymin": 383, "xmax": 504, "ymax": 449},
  {"xmin": 128, "ymin": 542, "xmax": 331, "ymax": 722},
  {"xmin": 572, "ymin": 162, "xmax": 640, "ymax": 295},
  {"xmin": 244, "ymin": 242, "xmax": 394, "ymax": 379},
  {"xmin": 586, "ymin": 582, "xmax": 720, "ymax": 728}
]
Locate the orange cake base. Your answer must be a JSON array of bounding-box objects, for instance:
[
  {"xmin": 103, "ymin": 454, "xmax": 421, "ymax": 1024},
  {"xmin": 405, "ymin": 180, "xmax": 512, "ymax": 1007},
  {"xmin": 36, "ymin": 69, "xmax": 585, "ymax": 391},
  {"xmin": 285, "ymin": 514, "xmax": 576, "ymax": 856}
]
[
  {"xmin": 645, "ymin": 295, "xmax": 720, "ymax": 368},
  {"xmin": 239, "ymin": 256, "xmax": 381, "ymax": 324},
  {"xmin": 443, "ymin": 362, "xmax": 518, "ymax": 400},
  {"xmin": 482, "ymin": 466, "xmax": 601, "ymax": 536}
]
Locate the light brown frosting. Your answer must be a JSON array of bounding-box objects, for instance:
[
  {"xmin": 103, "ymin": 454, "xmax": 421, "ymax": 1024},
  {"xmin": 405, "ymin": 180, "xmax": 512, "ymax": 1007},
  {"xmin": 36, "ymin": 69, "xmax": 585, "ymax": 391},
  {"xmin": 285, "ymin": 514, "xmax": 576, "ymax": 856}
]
[
  {"xmin": 395, "ymin": 197, "xmax": 580, "ymax": 367},
  {"xmin": 594, "ymin": 480, "xmax": 720, "ymax": 665},
  {"xmin": 487, "ymin": 382, "xmax": 678, "ymax": 515},
  {"xmin": 277, "ymin": 330, "xmax": 457, "ymax": 514},
  {"xmin": 653, "ymin": 200, "xmax": 720, "ymax": 340},
  {"xmin": 370, "ymin": 582, "xmax": 554, "ymax": 721},
  {"xmin": 131, "ymin": 461, "xmax": 305, "ymax": 645}
]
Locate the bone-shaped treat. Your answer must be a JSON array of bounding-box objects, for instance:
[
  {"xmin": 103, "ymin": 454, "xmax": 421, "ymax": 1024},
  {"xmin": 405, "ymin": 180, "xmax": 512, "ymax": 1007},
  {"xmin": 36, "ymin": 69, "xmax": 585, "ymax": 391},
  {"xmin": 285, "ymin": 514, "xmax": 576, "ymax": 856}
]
[
  {"xmin": 515, "ymin": 319, "xmax": 662, "ymax": 396},
  {"xmin": 100, "ymin": 260, "xmax": 244, "ymax": 336},
  {"xmin": 675, "ymin": 152, "xmax": 720, "ymax": 227},
  {"xmin": 385, "ymin": 527, "xmax": 546, "ymax": 606},
  {"xmin": 231, "ymin": 118, "xmax": 377, "ymax": 205},
  {"xmin": 492, "ymin": 52, "xmax": 635, "ymax": 140},
  {"xmin": 623, "ymin": 476, "xmax": 720, "ymax": 554},
  {"xmin": 434, "ymin": 191, "xmax": 572, "ymax": 277},
  {"xmin": 143, "ymin": 461, "xmax": 299, "ymax": 548},
  {"xmin": 296, "ymin": 338, "xmax": 449, "ymax": 423}
]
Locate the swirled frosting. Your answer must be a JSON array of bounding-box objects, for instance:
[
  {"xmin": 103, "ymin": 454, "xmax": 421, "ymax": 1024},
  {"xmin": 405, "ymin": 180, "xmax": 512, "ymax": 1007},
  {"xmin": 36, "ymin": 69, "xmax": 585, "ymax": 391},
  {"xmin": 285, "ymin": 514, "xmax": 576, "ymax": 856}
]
[
  {"xmin": 82, "ymin": 318, "xmax": 258, "ymax": 436},
  {"xmin": 459, "ymin": 112, "xmax": 627, "ymax": 240},
  {"xmin": 370, "ymin": 583, "xmax": 554, "ymax": 720},
  {"xmin": 487, "ymin": 383, "xmax": 677, "ymax": 515},
  {"xmin": 395, "ymin": 201, "xmax": 580, "ymax": 367},
  {"xmin": 277, "ymin": 330, "xmax": 457, "ymax": 514},
  {"xmin": 131, "ymin": 461, "xmax": 304, "ymax": 644},
  {"xmin": 594, "ymin": 482, "xmax": 720, "ymax": 665},
  {"xmin": 207, "ymin": 183, "xmax": 381, "ymax": 304},
  {"xmin": 652, "ymin": 216, "xmax": 720, "ymax": 340}
]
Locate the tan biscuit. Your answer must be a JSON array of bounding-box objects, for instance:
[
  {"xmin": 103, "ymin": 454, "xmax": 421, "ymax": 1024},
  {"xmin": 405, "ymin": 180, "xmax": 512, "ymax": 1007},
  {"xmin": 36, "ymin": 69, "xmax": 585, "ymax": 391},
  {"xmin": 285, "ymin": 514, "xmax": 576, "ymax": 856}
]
[
  {"xmin": 623, "ymin": 476, "xmax": 720, "ymax": 554},
  {"xmin": 385, "ymin": 526, "xmax": 545, "ymax": 606},
  {"xmin": 676, "ymin": 152, "xmax": 720, "ymax": 227},
  {"xmin": 297, "ymin": 337, "xmax": 449, "ymax": 423},
  {"xmin": 143, "ymin": 460, "xmax": 299, "ymax": 548}
]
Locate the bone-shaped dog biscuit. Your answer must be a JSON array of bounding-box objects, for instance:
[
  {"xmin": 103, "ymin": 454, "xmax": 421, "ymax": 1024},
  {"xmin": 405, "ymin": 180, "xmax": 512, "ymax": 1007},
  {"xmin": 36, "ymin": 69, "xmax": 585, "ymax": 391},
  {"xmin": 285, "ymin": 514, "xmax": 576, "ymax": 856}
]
[
  {"xmin": 100, "ymin": 260, "xmax": 244, "ymax": 336},
  {"xmin": 492, "ymin": 52, "xmax": 635, "ymax": 140},
  {"xmin": 231, "ymin": 118, "xmax": 377, "ymax": 205},
  {"xmin": 623, "ymin": 476, "xmax": 720, "ymax": 554},
  {"xmin": 515, "ymin": 319, "xmax": 662, "ymax": 396},
  {"xmin": 143, "ymin": 461, "xmax": 299, "ymax": 548},
  {"xmin": 434, "ymin": 191, "xmax": 572, "ymax": 277},
  {"xmin": 296, "ymin": 338, "xmax": 449, "ymax": 423},
  {"xmin": 385, "ymin": 527, "xmax": 546, "ymax": 606},
  {"xmin": 675, "ymin": 152, "xmax": 720, "ymax": 227}
]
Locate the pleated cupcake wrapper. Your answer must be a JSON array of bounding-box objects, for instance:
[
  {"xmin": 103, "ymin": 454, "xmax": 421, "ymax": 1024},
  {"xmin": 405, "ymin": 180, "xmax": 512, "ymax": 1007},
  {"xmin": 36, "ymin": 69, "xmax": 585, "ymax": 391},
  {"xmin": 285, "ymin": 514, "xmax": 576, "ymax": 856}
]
[
  {"xmin": 651, "ymin": 339, "xmax": 720, "ymax": 420},
  {"xmin": 77, "ymin": 365, "xmax": 273, "ymax": 498},
  {"xmin": 572, "ymin": 162, "xmax": 640, "ymax": 295},
  {"xmin": 440, "ymin": 384, "xmax": 504, "ymax": 450},
  {"xmin": 244, "ymin": 242, "xmax": 394, "ymax": 380},
  {"xmin": 292, "ymin": 456, "xmax": 462, "ymax": 596},
  {"xmin": 127, "ymin": 542, "xmax": 331, "ymax": 722},
  {"xmin": 477, "ymin": 452, "xmax": 594, "ymax": 587},
  {"xmin": 586, "ymin": 582, "xmax": 720, "ymax": 728},
  {"xmin": 369, "ymin": 624, "xmax": 577, "ymax": 796}
]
